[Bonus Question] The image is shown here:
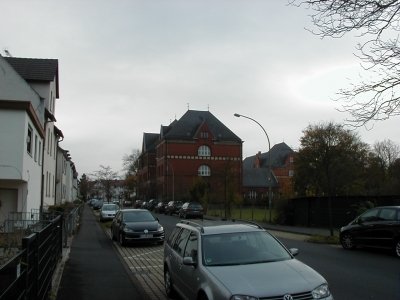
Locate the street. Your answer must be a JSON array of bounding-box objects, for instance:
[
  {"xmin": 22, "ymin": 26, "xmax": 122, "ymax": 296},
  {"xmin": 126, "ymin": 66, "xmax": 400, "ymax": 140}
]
[
  {"xmin": 79, "ymin": 211, "xmax": 400, "ymax": 300},
  {"xmin": 155, "ymin": 213, "xmax": 400, "ymax": 300}
]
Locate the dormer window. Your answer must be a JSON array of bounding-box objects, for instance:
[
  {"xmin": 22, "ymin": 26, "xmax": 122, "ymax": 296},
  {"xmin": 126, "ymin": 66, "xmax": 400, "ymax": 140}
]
[
  {"xmin": 198, "ymin": 145, "xmax": 211, "ymax": 157},
  {"xmin": 200, "ymin": 131, "xmax": 209, "ymax": 139}
]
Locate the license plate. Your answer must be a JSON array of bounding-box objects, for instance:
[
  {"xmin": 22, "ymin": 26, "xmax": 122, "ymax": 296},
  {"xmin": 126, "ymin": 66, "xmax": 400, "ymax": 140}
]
[{"xmin": 140, "ymin": 234, "xmax": 153, "ymax": 238}]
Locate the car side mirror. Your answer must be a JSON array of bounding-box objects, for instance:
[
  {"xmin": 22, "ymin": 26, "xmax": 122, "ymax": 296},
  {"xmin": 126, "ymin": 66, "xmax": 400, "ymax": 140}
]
[
  {"xmin": 183, "ymin": 256, "xmax": 197, "ymax": 266},
  {"xmin": 289, "ymin": 248, "xmax": 299, "ymax": 257}
]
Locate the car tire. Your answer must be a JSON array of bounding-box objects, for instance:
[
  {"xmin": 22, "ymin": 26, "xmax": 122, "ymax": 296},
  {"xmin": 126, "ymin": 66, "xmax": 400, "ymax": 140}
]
[
  {"xmin": 119, "ymin": 232, "xmax": 126, "ymax": 246},
  {"xmin": 164, "ymin": 267, "xmax": 176, "ymax": 298},
  {"xmin": 197, "ymin": 292, "xmax": 209, "ymax": 300},
  {"xmin": 340, "ymin": 233, "xmax": 356, "ymax": 250},
  {"xmin": 395, "ymin": 240, "xmax": 400, "ymax": 258},
  {"xmin": 111, "ymin": 228, "xmax": 117, "ymax": 241}
]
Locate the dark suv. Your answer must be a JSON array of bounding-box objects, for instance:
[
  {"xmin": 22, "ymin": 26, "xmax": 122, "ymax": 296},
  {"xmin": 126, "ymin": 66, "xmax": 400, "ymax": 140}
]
[
  {"xmin": 178, "ymin": 202, "xmax": 204, "ymax": 219},
  {"xmin": 340, "ymin": 206, "xmax": 400, "ymax": 257},
  {"xmin": 164, "ymin": 219, "xmax": 333, "ymax": 300}
]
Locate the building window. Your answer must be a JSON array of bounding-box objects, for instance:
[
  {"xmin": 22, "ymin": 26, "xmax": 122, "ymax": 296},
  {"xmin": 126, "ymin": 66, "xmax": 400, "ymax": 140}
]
[
  {"xmin": 47, "ymin": 129, "xmax": 50, "ymax": 154},
  {"xmin": 289, "ymin": 170, "xmax": 294, "ymax": 177},
  {"xmin": 198, "ymin": 145, "xmax": 211, "ymax": 157},
  {"xmin": 200, "ymin": 132, "xmax": 209, "ymax": 139},
  {"xmin": 34, "ymin": 134, "xmax": 38, "ymax": 161},
  {"xmin": 38, "ymin": 141, "xmax": 42, "ymax": 165},
  {"xmin": 290, "ymin": 156, "xmax": 294, "ymax": 163},
  {"xmin": 198, "ymin": 165, "xmax": 211, "ymax": 177},
  {"xmin": 27, "ymin": 125, "xmax": 33, "ymax": 155}
]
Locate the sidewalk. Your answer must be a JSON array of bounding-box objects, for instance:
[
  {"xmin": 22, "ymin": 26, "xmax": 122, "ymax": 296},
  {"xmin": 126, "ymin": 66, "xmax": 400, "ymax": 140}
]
[
  {"xmin": 204, "ymin": 215, "xmax": 339, "ymax": 237},
  {"xmin": 261, "ymin": 223, "xmax": 339, "ymax": 237},
  {"xmin": 54, "ymin": 205, "xmax": 147, "ymax": 300}
]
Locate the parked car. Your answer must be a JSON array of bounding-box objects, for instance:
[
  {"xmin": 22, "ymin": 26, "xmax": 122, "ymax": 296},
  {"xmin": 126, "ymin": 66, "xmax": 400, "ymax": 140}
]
[
  {"xmin": 110, "ymin": 209, "xmax": 165, "ymax": 246},
  {"xmin": 123, "ymin": 199, "xmax": 133, "ymax": 207},
  {"xmin": 100, "ymin": 203, "xmax": 119, "ymax": 222},
  {"xmin": 134, "ymin": 200, "xmax": 143, "ymax": 208},
  {"xmin": 164, "ymin": 219, "xmax": 333, "ymax": 300},
  {"xmin": 165, "ymin": 201, "xmax": 183, "ymax": 215},
  {"xmin": 87, "ymin": 199, "xmax": 98, "ymax": 207},
  {"xmin": 154, "ymin": 202, "xmax": 166, "ymax": 214},
  {"xmin": 178, "ymin": 202, "xmax": 204, "ymax": 219},
  {"xmin": 92, "ymin": 199, "xmax": 104, "ymax": 210},
  {"xmin": 340, "ymin": 206, "xmax": 400, "ymax": 257},
  {"xmin": 147, "ymin": 199, "xmax": 158, "ymax": 211}
]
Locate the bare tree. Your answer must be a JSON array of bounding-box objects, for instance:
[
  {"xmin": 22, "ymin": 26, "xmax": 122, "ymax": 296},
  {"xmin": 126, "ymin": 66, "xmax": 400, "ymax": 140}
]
[
  {"xmin": 92, "ymin": 165, "xmax": 119, "ymax": 202},
  {"xmin": 290, "ymin": 0, "xmax": 400, "ymax": 126},
  {"xmin": 122, "ymin": 149, "xmax": 141, "ymax": 201},
  {"xmin": 373, "ymin": 139, "xmax": 400, "ymax": 169},
  {"xmin": 122, "ymin": 149, "xmax": 141, "ymax": 176}
]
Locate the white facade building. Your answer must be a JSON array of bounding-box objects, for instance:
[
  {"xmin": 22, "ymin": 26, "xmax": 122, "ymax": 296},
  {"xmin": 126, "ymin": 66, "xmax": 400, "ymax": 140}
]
[
  {"xmin": 0, "ymin": 54, "xmax": 78, "ymax": 227},
  {"xmin": 0, "ymin": 55, "xmax": 45, "ymax": 225}
]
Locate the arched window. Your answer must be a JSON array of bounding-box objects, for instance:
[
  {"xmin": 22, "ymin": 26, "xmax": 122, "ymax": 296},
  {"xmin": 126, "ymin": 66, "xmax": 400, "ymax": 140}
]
[
  {"xmin": 198, "ymin": 145, "xmax": 211, "ymax": 157},
  {"xmin": 198, "ymin": 165, "xmax": 211, "ymax": 177}
]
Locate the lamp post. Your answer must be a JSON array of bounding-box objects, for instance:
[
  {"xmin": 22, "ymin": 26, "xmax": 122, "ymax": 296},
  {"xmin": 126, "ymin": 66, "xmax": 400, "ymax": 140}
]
[{"xmin": 234, "ymin": 113, "xmax": 273, "ymax": 223}]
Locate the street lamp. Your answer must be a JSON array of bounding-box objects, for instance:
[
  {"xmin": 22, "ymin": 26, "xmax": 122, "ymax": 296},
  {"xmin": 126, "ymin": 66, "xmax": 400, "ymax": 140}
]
[{"xmin": 234, "ymin": 113, "xmax": 273, "ymax": 223}]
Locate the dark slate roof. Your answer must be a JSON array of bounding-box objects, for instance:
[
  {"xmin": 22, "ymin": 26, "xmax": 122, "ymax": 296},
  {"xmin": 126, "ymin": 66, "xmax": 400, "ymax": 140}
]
[
  {"xmin": 242, "ymin": 168, "xmax": 278, "ymax": 188},
  {"xmin": 142, "ymin": 133, "xmax": 159, "ymax": 152},
  {"xmin": 163, "ymin": 110, "xmax": 241, "ymax": 142},
  {"xmin": 243, "ymin": 142, "xmax": 294, "ymax": 169},
  {"xmin": 4, "ymin": 56, "xmax": 59, "ymax": 97}
]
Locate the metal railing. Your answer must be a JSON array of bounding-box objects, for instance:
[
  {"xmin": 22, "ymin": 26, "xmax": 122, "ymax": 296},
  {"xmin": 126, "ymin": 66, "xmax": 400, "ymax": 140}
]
[
  {"xmin": 0, "ymin": 215, "xmax": 62, "ymax": 300},
  {"xmin": 0, "ymin": 205, "xmax": 82, "ymax": 299}
]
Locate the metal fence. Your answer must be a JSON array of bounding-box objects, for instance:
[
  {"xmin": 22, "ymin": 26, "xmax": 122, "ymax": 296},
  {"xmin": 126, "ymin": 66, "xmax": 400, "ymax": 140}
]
[
  {"xmin": 0, "ymin": 215, "xmax": 62, "ymax": 300},
  {"xmin": 0, "ymin": 205, "xmax": 82, "ymax": 300}
]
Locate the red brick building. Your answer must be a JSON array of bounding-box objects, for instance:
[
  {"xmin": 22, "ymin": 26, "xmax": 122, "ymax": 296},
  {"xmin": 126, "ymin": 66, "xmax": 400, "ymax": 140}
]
[
  {"xmin": 138, "ymin": 110, "xmax": 243, "ymax": 204},
  {"xmin": 242, "ymin": 142, "xmax": 295, "ymax": 204}
]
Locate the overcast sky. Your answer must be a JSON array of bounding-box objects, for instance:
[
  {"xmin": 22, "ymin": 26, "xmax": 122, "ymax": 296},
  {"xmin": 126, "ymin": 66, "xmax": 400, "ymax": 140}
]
[{"xmin": 2, "ymin": 1, "xmax": 399, "ymax": 177}]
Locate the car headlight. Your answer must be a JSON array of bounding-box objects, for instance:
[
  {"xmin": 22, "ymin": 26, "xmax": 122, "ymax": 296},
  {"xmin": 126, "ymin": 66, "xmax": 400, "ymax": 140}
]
[
  {"xmin": 230, "ymin": 295, "xmax": 258, "ymax": 300},
  {"xmin": 157, "ymin": 224, "xmax": 164, "ymax": 232},
  {"xmin": 123, "ymin": 226, "xmax": 134, "ymax": 233},
  {"xmin": 312, "ymin": 283, "xmax": 330, "ymax": 299}
]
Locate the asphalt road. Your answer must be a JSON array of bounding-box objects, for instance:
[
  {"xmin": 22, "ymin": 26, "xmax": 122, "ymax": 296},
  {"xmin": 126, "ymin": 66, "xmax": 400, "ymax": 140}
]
[
  {"xmin": 56, "ymin": 208, "xmax": 399, "ymax": 300},
  {"xmin": 156, "ymin": 213, "xmax": 400, "ymax": 300},
  {"xmin": 280, "ymin": 236, "xmax": 400, "ymax": 299}
]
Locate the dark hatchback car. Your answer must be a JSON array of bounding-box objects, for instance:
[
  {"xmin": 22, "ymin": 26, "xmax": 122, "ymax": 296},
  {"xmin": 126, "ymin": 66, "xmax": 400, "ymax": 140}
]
[
  {"xmin": 179, "ymin": 202, "xmax": 204, "ymax": 219},
  {"xmin": 111, "ymin": 209, "xmax": 165, "ymax": 246},
  {"xmin": 165, "ymin": 201, "xmax": 183, "ymax": 215},
  {"xmin": 340, "ymin": 206, "xmax": 400, "ymax": 257}
]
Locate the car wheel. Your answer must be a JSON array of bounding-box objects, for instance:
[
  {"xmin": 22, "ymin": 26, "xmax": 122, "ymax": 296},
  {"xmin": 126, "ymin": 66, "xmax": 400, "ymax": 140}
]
[
  {"xmin": 395, "ymin": 240, "xmax": 400, "ymax": 258},
  {"xmin": 164, "ymin": 267, "xmax": 176, "ymax": 298},
  {"xmin": 340, "ymin": 233, "xmax": 356, "ymax": 250},
  {"xmin": 119, "ymin": 232, "xmax": 126, "ymax": 246},
  {"xmin": 197, "ymin": 292, "xmax": 209, "ymax": 300}
]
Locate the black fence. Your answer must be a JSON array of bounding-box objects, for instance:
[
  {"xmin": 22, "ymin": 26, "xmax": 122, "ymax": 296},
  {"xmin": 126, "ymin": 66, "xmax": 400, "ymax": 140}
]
[
  {"xmin": 286, "ymin": 195, "xmax": 400, "ymax": 228},
  {"xmin": 0, "ymin": 215, "xmax": 62, "ymax": 300}
]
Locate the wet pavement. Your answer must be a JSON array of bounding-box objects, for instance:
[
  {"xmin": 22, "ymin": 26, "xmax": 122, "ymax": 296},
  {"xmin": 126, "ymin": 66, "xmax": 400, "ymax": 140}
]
[
  {"xmin": 54, "ymin": 205, "xmax": 338, "ymax": 300},
  {"xmin": 56, "ymin": 205, "xmax": 150, "ymax": 300}
]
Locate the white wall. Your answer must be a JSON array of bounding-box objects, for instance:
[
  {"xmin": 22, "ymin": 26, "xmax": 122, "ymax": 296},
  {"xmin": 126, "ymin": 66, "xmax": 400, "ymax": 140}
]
[
  {"xmin": 0, "ymin": 56, "xmax": 45, "ymax": 125},
  {"xmin": 0, "ymin": 56, "xmax": 44, "ymax": 215}
]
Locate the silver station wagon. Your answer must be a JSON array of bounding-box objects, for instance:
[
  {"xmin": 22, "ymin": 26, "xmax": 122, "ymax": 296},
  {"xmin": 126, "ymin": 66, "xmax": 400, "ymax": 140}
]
[{"xmin": 164, "ymin": 219, "xmax": 333, "ymax": 300}]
